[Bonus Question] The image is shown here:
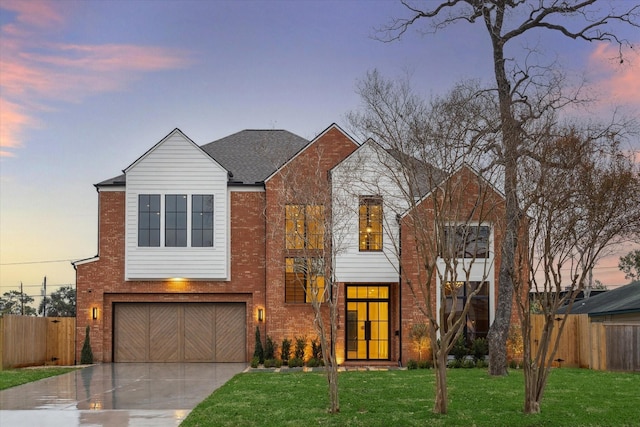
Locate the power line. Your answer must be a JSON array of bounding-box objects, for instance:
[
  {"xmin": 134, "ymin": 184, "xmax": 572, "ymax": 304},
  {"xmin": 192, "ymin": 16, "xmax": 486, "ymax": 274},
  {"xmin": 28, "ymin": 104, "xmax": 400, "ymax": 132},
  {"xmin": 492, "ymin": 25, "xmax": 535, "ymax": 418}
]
[{"xmin": 0, "ymin": 258, "xmax": 82, "ymax": 266}]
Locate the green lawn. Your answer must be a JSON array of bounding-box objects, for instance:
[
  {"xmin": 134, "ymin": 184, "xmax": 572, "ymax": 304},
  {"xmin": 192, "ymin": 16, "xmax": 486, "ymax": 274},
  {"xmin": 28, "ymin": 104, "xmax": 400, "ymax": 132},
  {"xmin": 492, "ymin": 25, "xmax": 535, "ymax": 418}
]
[
  {"xmin": 182, "ymin": 368, "xmax": 640, "ymax": 427},
  {"xmin": 0, "ymin": 367, "xmax": 78, "ymax": 390}
]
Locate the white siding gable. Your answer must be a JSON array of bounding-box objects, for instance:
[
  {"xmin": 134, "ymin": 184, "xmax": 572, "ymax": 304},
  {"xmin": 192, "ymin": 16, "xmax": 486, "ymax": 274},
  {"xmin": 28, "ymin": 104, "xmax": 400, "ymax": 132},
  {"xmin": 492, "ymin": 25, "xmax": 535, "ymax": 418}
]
[
  {"xmin": 332, "ymin": 141, "xmax": 408, "ymax": 283},
  {"xmin": 125, "ymin": 129, "xmax": 229, "ymax": 280}
]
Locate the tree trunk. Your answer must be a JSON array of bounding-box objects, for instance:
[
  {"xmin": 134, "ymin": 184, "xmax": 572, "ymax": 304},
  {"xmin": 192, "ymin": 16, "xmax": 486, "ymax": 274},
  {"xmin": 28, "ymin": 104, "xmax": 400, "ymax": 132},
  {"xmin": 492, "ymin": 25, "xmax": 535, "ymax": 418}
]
[
  {"xmin": 485, "ymin": 11, "xmax": 519, "ymax": 375},
  {"xmin": 433, "ymin": 348, "xmax": 449, "ymax": 414}
]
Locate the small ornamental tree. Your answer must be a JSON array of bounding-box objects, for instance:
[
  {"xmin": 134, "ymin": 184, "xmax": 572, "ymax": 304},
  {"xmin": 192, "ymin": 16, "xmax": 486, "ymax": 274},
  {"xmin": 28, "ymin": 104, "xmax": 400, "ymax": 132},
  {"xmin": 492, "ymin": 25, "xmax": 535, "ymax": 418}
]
[
  {"xmin": 281, "ymin": 338, "xmax": 291, "ymax": 364},
  {"xmin": 80, "ymin": 325, "xmax": 94, "ymax": 365},
  {"xmin": 253, "ymin": 326, "xmax": 264, "ymax": 364}
]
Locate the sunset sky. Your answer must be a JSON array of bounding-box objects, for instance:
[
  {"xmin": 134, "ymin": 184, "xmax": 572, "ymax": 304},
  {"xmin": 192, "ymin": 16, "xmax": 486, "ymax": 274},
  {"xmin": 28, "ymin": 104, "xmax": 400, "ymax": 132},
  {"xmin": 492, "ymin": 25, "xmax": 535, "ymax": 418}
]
[{"xmin": 1, "ymin": 0, "xmax": 639, "ymax": 299}]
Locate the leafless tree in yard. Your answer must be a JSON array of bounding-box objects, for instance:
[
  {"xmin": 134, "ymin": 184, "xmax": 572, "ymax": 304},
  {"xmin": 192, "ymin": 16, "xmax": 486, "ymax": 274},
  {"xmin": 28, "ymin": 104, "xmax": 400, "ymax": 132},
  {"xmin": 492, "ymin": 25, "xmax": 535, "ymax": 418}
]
[
  {"xmin": 377, "ymin": 0, "xmax": 640, "ymax": 376},
  {"xmin": 266, "ymin": 138, "xmax": 354, "ymax": 414},
  {"xmin": 515, "ymin": 129, "xmax": 640, "ymax": 413},
  {"xmin": 347, "ymin": 73, "xmax": 504, "ymax": 414}
]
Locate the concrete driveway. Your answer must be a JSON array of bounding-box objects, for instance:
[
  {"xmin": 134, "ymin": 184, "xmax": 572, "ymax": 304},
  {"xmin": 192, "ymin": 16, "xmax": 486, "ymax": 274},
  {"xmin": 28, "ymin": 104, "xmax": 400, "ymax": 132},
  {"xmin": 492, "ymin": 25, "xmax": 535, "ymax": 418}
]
[{"xmin": 0, "ymin": 363, "xmax": 246, "ymax": 427}]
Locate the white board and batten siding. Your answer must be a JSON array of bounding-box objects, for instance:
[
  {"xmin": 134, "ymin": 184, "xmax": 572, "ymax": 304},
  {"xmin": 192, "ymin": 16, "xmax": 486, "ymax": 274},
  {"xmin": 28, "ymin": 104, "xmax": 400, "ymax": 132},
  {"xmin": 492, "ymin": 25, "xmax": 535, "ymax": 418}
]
[
  {"xmin": 125, "ymin": 129, "xmax": 229, "ymax": 280},
  {"xmin": 332, "ymin": 141, "xmax": 406, "ymax": 284}
]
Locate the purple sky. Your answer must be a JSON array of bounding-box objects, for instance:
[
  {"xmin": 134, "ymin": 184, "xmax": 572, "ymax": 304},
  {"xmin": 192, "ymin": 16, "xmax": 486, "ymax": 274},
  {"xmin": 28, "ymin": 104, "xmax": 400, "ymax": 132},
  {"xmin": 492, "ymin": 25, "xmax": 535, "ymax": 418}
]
[{"xmin": 1, "ymin": 0, "xmax": 638, "ymax": 297}]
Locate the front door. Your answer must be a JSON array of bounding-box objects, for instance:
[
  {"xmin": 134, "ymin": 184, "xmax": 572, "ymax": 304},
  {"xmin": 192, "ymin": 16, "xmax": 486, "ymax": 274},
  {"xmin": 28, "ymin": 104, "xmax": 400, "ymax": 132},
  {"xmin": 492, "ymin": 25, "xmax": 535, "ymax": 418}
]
[{"xmin": 346, "ymin": 285, "xmax": 389, "ymax": 360}]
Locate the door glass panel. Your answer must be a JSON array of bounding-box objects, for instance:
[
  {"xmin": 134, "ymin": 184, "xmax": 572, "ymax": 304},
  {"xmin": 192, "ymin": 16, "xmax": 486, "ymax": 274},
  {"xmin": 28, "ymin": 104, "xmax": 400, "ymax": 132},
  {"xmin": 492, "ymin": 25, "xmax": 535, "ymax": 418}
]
[{"xmin": 346, "ymin": 286, "xmax": 390, "ymax": 360}]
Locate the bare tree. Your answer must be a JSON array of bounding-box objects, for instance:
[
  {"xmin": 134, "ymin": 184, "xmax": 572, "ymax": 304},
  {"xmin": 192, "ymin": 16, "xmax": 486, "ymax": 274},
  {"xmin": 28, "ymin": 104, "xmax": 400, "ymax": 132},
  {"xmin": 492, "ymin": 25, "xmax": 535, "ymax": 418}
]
[
  {"xmin": 515, "ymin": 131, "xmax": 640, "ymax": 413},
  {"xmin": 378, "ymin": 0, "xmax": 640, "ymax": 375},
  {"xmin": 347, "ymin": 73, "xmax": 504, "ymax": 414},
  {"xmin": 266, "ymin": 131, "xmax": 356, "ymax": 414}
]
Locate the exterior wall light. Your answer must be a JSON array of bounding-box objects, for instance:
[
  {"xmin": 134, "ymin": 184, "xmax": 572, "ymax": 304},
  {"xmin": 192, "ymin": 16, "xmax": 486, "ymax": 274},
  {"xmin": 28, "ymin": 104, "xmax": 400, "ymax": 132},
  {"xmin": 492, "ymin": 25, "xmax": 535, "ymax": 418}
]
[
  {"xmin": 258, "ymin": 308, "xmax": 264, "ymax": 322},
  {"xmin": 92, "ymin": 307, "xmax": 98, "ymax": 320}
]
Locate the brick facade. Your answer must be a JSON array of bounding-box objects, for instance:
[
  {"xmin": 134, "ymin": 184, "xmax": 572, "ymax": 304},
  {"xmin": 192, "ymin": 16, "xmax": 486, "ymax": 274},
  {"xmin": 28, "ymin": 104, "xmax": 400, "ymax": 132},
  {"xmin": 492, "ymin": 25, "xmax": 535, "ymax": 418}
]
[{"xmin": 75, "ymin": 126, "xmax": 520, "ymax": 366}]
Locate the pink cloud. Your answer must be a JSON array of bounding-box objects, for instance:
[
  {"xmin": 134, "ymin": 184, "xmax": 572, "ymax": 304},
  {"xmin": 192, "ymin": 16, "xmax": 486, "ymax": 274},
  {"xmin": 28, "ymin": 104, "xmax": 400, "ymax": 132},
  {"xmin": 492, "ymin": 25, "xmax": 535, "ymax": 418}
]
[
  {"xmin": 588, "ymin": 43, "xmax": 640, "ymax": 106},
  {"xmin": 0, "ymin": 1, "xmax": 193, "ymax": 158}
]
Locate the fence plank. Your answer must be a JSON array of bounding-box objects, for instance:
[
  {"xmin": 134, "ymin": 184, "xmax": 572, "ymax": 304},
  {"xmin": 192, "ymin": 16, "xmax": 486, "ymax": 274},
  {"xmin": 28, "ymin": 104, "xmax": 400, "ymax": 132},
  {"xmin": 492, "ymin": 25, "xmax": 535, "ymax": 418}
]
[{"xmin": 1, "ymin": 315, "xmax": 76, "ymax": 369}]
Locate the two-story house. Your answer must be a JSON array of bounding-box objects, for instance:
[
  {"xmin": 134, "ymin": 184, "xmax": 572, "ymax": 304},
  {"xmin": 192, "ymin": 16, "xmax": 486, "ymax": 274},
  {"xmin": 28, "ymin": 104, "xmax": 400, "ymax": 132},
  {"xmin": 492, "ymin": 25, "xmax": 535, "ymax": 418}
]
[{"xmin": 74, "ymin": 123, "xmax": 512, "ymax": 365}]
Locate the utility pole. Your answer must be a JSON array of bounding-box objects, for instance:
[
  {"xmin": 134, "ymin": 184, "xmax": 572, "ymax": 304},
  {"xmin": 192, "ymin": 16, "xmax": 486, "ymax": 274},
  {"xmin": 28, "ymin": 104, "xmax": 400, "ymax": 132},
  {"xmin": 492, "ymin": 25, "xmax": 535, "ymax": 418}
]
[
  {"xmin": 42, "ymin": 276, "xmax": 47, "ymax": 317},
  {"xmin": 20, "ymin": 282, "xmax": 24, "ymax": 315}
]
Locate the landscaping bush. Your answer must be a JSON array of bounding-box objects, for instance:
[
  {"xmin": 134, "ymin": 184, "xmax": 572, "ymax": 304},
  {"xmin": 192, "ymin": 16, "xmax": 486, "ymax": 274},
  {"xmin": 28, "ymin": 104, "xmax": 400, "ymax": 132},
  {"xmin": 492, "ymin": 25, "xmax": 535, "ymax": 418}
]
[
  {"xmin": 451, "ymin": 335, "xmax": 468, "ymax": 363},
  {"xmin": 264, "ymin": 335, "xmax": 276, "ymax": 361},
  {"xmin": 253, "ymin": 327, "xmax": 264, "ymax": 364},
  {"xmin": 250, "ymin": 356, "xmax": 260, "ymax": 368},
  {"xmin": 311, "ymin": 337, "xmax": 322, "ymax": 361},
  {"xmin": 306, "ymin": 358, "xmax": 323, "ymax": 368},
  {"xmin": 471, "ymin": 338, "xmax": 488, "ymax": 363},
  {"xmin": 476, "ymin": 359, "xmax": 488, "ymax": 369},
  {"xmin": 288, "ymin": 357, "xmax": 304, "ymax": 368},
  {"xmin": 280, "ymin": 338, "xmax": 291, "ymax": 365},
  {"xmin": 418, "ymin": 359, "xmax": 433, "ymax": 369},
  {"xmin": 263, "ymin": 358, "xmax": 282, "ymax": 368},
  {"xmin": 80, "ymin": 325, "xmax": 93, "ymax": 364},
  {"xmin": 406, "ymin": 359, "xmax": 418, "ymax": 370},
  {"xmin": 294, "ymin": 336, "xmax": 306, "ymax": 360}
]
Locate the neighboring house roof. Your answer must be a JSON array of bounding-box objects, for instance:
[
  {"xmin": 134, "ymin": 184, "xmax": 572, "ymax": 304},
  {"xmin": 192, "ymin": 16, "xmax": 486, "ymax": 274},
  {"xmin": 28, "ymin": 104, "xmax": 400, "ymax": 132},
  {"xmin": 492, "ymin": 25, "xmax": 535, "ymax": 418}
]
[
  {"xmin": 557, "ymin": 282, "xmax": 640, "ymax": 317},
  {"xmin": 96, "ymin": 129, "xmax": 310, "ymax": 187},
  {"xmin": 201, "ymin": 129, "xmax": 310, "ymax": 185},
  {"xmin": 385, "ymin": 147, "xmax": 446, "ymax": 197}
]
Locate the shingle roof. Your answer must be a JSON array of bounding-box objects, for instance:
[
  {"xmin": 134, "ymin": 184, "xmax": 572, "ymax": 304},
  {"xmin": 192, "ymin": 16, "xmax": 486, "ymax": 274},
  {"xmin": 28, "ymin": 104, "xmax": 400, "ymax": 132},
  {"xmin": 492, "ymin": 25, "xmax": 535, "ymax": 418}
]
[
  {"xmin": 200, "ymin": 130, "xmax": 310, "ymax": 185},
  {"xmin": 385, "ymin": 148, "xmax": 446, "ymax": 196},
  {"xmin": 557, "ymin": 282, "xmax": 640, "ymax": 316},
  {"xmin": 96, "ymin": 129, "xmax": 310, "ymax": 187}
]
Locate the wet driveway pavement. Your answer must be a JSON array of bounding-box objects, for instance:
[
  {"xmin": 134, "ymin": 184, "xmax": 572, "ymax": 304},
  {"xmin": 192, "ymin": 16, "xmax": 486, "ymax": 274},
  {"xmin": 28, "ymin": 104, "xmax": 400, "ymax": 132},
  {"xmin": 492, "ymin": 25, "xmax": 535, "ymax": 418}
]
[{"xmin": 0, "ymin": 363, "xmax": 246, "ymax": 426}]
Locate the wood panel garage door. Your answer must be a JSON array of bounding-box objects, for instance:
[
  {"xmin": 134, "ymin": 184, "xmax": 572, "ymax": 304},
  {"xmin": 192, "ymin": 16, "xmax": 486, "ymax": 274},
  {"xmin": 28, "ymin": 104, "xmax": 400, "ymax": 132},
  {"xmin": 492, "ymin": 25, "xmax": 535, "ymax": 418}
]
[{"xmin": 114, "ymin": 303, "xmax": 246, "ymax": 362}]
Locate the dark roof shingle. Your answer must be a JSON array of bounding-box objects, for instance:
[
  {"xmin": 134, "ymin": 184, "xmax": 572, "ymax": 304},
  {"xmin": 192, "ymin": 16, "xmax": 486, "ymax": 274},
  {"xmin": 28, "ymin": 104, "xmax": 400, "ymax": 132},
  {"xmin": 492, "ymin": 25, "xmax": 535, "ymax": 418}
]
[{"xmin": 201, "ymin": 129, "xmax": 309, "ymax": 184}]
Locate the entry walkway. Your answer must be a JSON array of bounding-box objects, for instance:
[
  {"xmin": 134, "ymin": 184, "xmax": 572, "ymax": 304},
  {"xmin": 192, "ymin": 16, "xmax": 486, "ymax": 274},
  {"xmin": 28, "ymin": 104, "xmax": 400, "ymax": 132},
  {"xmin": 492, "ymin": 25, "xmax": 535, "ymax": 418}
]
[{"xmin": 0, "ymin": 363, "xmax": 246, "ymax": 427}]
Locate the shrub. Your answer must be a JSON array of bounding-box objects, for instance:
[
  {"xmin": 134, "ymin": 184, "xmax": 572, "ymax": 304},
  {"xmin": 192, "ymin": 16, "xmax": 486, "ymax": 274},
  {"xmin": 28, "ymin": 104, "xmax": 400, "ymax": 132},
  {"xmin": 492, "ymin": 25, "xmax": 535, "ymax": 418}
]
[
  {"xmin": 80, "ymin": 325, "xmax": 93, "ymax": 364},
  {"xmin": 471, "ymin": 338, "xmax": 488, "ymax": 363},
  {"xmin": 462, "ymin": 359, "xmax": 476, "ymax": 369},
  {"xmin": 448, "ymin": 359, "xmax": 463, "ymax": 368},
  {"xmin": 407, "ymin": 359, "xmax": 418, "ymax": 370},
  {"xmin": 265, "ymin": 335, "xmax": 276, "ymax": 361},
  {"xmin": 509, "ymin": 359, "xmax": 521, "ymax": 369},
  {"xmin": 264, "ymin": 358, "xmax": 279, "ymax": 368},
  {"xmin": 451, "ymin": 335, "xmax": 468, "ymax": 363},
  {"xmin": 253, "ymin": 327, "xmax": 264, "ymax": 364},
  {"xmin": 409, "ymin": 323, "xmax": 430, "ymax": 361},
  {"xmin": 250, "ymin": 356, "xmax": 260, "ymax": 368},
  {"xmin": 311, "ymin": 337, "xmax": 322, "ymax": 361},
  {"xmin": 475, "ymin": 359, "xmax": 488, "ymax": 369},
  {"xmin": 281, "ymin": 338, "xmax": 291, "ymax": 364},
  {"xmin": 294, "ymin": 336, "xmax": 306, "ymax": 360},
  {"xmin": 418, "ymin": 359, "xmax": 433, "ymax": 369},
  {"xmin": 307, "ymin": 358, "xmax": 322, "ymax": 368},
  {"xmin": 288, "ymin": 357, "xmax": 304, "ymax": 368}
]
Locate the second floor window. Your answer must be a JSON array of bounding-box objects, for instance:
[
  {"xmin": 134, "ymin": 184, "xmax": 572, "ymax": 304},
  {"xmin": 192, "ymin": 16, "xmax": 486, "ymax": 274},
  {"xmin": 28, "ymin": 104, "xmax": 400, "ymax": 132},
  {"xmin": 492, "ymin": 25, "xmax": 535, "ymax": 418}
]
[
  {"xmin": 359, "ymin": 196, "xmax": 383, "ymax": 251},
  {"xmin": 443, "ymin": 225, "xmax": 490, "ymax": 259},
  {"xmin": 285, "ymin": 205, "xmax": 324, "ymax": 250},
  {"xmin": 192, "ymin": 195, "xmax": 214, "ymax": 247},
  {"xmin": 165, "ymin": 195, "xmax": 187, "ymax": 247},
  {"xmin": 137, "ymin": 194, "xmax": 213, "ymax": 247},
  {"xmin": 138, "ymin": 194, "xmax": 160, "ymax": 247}
]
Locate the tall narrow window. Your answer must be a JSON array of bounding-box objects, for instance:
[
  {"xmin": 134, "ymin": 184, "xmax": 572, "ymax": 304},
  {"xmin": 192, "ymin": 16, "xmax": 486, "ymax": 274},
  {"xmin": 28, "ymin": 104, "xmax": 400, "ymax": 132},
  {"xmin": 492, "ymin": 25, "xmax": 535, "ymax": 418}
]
[
  {"xmin": 285, "ymin": 257, "xmax": 325, "ymax": 303},
  {"xmin": 165, "ymin": 195, "xmax": 187, "ymax": 247},
  {"xmin": 443, "ymin": 281, "xmax": 489, "ymax": 346},
  {"xmin": 443, "ymin": 225, "xmax": 490, "ymax": 258},
  {"xmin": 359, "ymin": 196, "xmax": 383, "ymax": 251},
  {"xmin": 138, "ymin": 194, "xmax": 160, "ymax": 247},
  {"xmin": 192, "ymin": 195, "xmax": 214, "ymax": 247},
  {"xmin": 285, "ymin": 205, "xmax": 324, "ymax": 250}
]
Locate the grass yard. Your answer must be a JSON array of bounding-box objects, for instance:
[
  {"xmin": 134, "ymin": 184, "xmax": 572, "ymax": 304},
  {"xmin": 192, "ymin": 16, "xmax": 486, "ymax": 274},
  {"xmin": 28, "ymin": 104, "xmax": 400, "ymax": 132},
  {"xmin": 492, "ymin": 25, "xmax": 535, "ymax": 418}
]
[
  {"xmin": 182, "ymin": 368, "xmax": 640, "ymax": 427},
  {"xmin": 0, "ymin": 367, "xmax": 78, "ymax": 391}
]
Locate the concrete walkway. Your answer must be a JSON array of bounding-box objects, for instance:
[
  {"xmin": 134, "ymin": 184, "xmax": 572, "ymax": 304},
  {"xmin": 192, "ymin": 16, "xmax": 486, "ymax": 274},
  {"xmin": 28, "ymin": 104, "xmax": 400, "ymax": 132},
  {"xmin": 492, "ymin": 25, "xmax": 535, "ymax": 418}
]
[{"xmin": 0, "ymin": 363, "xmax": 246, "ymax": 427}]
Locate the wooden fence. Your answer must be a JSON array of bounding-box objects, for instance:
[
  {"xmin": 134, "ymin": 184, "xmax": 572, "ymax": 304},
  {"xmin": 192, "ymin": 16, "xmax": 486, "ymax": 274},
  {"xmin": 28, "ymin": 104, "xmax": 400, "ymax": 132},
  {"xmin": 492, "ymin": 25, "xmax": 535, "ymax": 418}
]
[
  {"xmin": 530, "ymin": 314, "xmax": 639, "ymax": 371},
  {"xmin": 0, "ymin": 315, "xmax": 76, "ymax": 370}
]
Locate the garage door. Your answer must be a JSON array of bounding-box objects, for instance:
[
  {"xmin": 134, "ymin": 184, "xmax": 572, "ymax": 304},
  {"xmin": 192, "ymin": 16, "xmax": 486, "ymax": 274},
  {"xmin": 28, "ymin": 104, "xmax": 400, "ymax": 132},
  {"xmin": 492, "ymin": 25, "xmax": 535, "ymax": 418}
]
[{"xmin": 114, "ymin": 303, "xmax": 246, "ymax": 362}]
